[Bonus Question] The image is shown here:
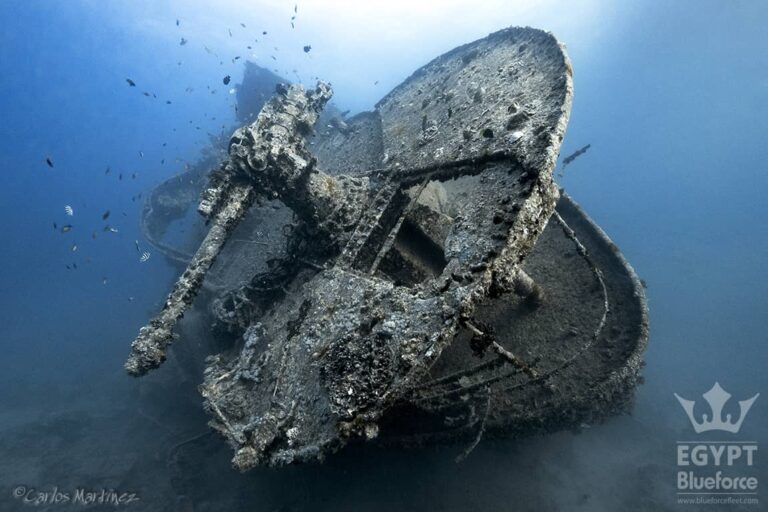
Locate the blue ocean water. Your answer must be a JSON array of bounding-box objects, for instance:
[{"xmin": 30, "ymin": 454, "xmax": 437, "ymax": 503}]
[{"xmin": 0, "ymin": 1, "xmax": 766, "ymax": 510}]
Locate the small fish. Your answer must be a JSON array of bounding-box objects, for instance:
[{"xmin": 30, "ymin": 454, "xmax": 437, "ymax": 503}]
[
  {"xmin": 119, "ymin": 173, "xmax": 123, "ymax": 181},
  {"xmin": 180, "ymin": 37, "xmax": 187, "ymax": 46},
  {"xmin": 132, "ymin": 173, "xmax": 137, "ymax": 179},
  {"xmin": 263, "ymin": 31, "xmax": 267, "ymax": 35},
  {"xmin": 64, "ymin": 205, "xmax": 74, "ymax": 216},
  {"xmin": 561, "ymin": 144, "xmax": 591, "ymax": 170},
  {"xmin": 166, "ymin": 100, "xmax": 172, "ymax": 104},
  {"xmin": 228, "ymin": 29, "xmax": 233, "ymax": 37},
  {"xmin": 240, "ymin": 23, "xmax": 246, "ymax": 28},
  {"xmin": 102, "ymin": 210, "xmax": 110, "ymax": 220},
  {"xmin": 303, "ymin": 45, "xmax": 311, "ymax": 53},
  {"xmin": 53, "ymin": 222, "xmax": 57, "ymax": 230},
  {"xmin": 128, "ymin": 296, "xmax": 134, "ymax": 302},
  {"xmin": 105, "ymin": 166, "xmax": 110, "ymax": 175},
  {"xmin": 71, "ymin": 244, "xmax": 77, "ymax": 252},
  {"xmin": 176, "ymin": 19, "xmax": 180, "ymax": 26},
  {"xmin": 140, "ymin": 251, "xmax": 151, "ymax": 263},
  {"xmin": 223, "ymin": 75, "xmax": 231, "ymax": 85},
  {"xmin": 72, "ymin": 263, "xmax": 77, "ymax": 270},
  {"xmin": 294, "ymin": 4, "xmax": 297, "ymax": 13},
  {"xmin": 234, "ymin": 55, "xmax": 241, "ymax": 60},
  {"xmin": 61, "ymin": 224, "xmax": 72, "ymax": 233},
  {"xmin": 46, "ymin": 157, "xmax": 54, "ymax": 168},
  {"xmin": 126, "ymin": 78, "xmax": 136, "ymax": 87},
  {"xmin": 139, "ymin": 151, "xmax": 144, "ymax": 158},
  {"xmin": 143, "ymin": 92, "xmax": 151, "ymax": 97},
  {"xmin": 134, "ymin": 240, "xmax": 141, "ymax": 252},
  {"xmin": 104, "ymin": 225, "xmax": 118, "ymax": 233},
  {"xmin": 102, "ymin": 277, "xmax": 108, "ymax": 285}
]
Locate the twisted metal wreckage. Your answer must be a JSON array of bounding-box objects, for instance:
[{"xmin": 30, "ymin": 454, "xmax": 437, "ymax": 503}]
[{"xmin": 126, "ymin": 27, "xmax": 649, "ymax": 470}]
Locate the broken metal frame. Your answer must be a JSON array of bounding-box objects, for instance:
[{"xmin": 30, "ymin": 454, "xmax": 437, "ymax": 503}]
[{"xmin": 407, "ymin": 209, "xmax": 610, "ymax": 407}]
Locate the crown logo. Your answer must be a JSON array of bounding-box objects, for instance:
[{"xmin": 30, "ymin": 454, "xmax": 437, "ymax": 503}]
[{"xmin": 674, "ymin": 382, "xmax": 759, "ymax": 434}]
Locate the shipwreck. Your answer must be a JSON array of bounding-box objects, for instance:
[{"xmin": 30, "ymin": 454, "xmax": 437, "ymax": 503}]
[{"xmin": 127, "ymin": 26, "xmax": 649, "ymax": 470}]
